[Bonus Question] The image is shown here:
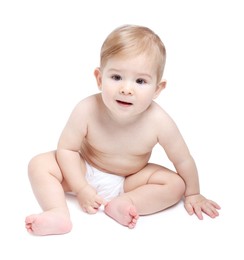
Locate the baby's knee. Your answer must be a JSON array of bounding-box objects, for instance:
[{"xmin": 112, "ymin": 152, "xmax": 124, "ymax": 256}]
[
  {"xmin": 28, "ymin": 151, "xmax": 63, "ymax": 182},
  {"xmin": 28, "ymin": 154, "xmax": 44, "ymax": 176},
  {"xmin": 171, "ymin": 174, "xmax": 185, "ymax": 198}
]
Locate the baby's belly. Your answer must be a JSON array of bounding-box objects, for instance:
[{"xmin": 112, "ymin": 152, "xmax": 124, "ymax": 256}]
[
  {"xmin": 79, "ymin": 139, "xmax": 152, "ymax": 176},
  {"xmin": 82, "ymin": 152, "xmax": 151, "ymax": 176}
]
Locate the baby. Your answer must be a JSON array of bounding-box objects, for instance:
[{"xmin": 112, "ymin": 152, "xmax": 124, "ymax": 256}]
[{"xmin": 25, "ymin": 24, "xmax": 220, "ymax": 235}]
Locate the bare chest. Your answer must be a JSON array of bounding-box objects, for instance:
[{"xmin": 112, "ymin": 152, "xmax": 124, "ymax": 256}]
[{"xmin": 87, "ymin": 121, "xmax": 157, "ymax": 156}]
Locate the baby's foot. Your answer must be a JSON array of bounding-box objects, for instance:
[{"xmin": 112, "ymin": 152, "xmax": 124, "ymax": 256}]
[
  {"xmin": 25, "ymin": 209, "xmax": 72, "ymax": 236},
  {"xmin": 104, "ymin": 196, "xmax": 139, "ymax": 229}
]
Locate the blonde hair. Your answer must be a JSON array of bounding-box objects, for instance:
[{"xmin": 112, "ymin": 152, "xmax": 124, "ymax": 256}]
[{"xmin": 100, "ymin": 24, "xmax": 166, "ymax": 82}]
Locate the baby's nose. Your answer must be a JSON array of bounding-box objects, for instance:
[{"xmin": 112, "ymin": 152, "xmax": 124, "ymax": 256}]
[{"xmin": 119, "ymin": 85, "xmax": 134, "ymax": 95}]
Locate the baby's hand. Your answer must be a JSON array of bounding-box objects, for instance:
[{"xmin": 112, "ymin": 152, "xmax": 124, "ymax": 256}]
[
  {"xmin": 76, "ymin": 184, "xmax": 107, "ymax": 214},
  {"xmin": 184, "ymin": 194, "xmax": 221, "ymax": 220}
]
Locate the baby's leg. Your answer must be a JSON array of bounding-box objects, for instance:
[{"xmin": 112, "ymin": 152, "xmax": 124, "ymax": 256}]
[
  {"xmin": 25, "ymin": 151, "xmax": 72, "ymax": 235},
  {"xmin": 124, "ymin": 163, "xmax": 185, "ymax": 214},
  {"xmin": 105, "ymin": 163, "xmax": 185, "ymax": 227}
]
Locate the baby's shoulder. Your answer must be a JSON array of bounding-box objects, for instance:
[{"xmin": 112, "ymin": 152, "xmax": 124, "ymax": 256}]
[
  {"xmin": 149, "ymin": 102, "xmax": 178, "ymax": 132},
  {"xmin": 150, "ymin": 101, "xmax": 171, "ymax": 119},
  {"xmin": 75, "ymin": 93, "xmax": 101, "ymax": 110},
  {"xmin": 149, "ymin": 101, "xmax": 177, "ymax": 128}
]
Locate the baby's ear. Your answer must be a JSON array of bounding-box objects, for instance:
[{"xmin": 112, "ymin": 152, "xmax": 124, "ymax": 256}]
[
  {"xmin": 94, "ymin": 67, "xmax": 102, "ymax": 90},
  {"xmin": 153, "ymin": 80, "xmax": 166, "ymax": 99}
]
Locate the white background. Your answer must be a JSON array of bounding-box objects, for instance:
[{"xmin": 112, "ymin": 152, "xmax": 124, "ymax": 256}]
[{"xmin": 0, "ymin": 0, "xmax": 243, "ymax": 259}]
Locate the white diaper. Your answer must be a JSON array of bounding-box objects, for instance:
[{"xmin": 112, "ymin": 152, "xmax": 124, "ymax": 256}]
[{"xmin": 85, "ymin": 162, "xmax": 124, "ymax": 201}]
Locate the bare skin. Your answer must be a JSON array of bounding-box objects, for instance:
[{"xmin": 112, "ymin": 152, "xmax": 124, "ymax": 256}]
[
  {"xmin": 25, "ymin": 151, "xmax": 185, "ymax": 234},
  {"xmin": 26, "ymin": 51, "xmax": 220, "ymax": 236},
  {"xmin": 104, "ymin": 196, "xmax": 139, "ymax": 229},
  {"xmin": 25, "ymin": 209, "xmax": 72, "ymax": 236},
  {"xmin": 25, "ymin": 152, "xmax": 72, "ymax": 235}
]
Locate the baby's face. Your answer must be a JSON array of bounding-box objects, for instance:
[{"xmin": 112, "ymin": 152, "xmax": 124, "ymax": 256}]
[{"xmin": 97, "ymin": 53, "xmax": 162, "ymax": 118}]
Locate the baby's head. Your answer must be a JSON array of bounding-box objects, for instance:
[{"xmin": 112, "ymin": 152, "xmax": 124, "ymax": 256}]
[{"xmin": 100, "ymin": 24, "xmax": 166, "ymax": 83}]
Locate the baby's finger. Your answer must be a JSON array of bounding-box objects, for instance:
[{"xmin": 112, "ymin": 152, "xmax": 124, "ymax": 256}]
[
  {"xmin": 92, "ymin": 201, "xmax": 100, "ymax": 209},
  {"xmin": 95, "ymin": 196, "xmax": 108, "ymax": 206},
  {"xmin": 184, "ymin": 202, "xmax": 194, "ymax": 216},
  {"xmin": 209, "ymin": 200, "xmax": 221, "ymax": 210},
  {"xmin": 86, "ymin": 206, "xmax": 99, "ymax": 214},
  {"xmin": 82, "ymin": 204, "xmax": 98, "ymax": 214},
  {"xmin": 193, "ymin": 205, "xmax": 203, "ymax": 220},
  {"xmin": 202, "ymin": 203, "xmax": 219, "ymax": 218}
]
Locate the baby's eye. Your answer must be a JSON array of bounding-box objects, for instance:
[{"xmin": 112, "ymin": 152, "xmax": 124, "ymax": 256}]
[
  {"xmin": 111, "ymin": 74, "xmax": 122, "ymax": 81},
  {"xmin": 136, "ymin": 78, "xmax": 146, "ymax": 84}
]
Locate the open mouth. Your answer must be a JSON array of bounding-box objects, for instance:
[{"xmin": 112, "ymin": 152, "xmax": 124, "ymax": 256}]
[{"xmin": 116, "ymin": 100, "xmax": 133, "ymax": 106}]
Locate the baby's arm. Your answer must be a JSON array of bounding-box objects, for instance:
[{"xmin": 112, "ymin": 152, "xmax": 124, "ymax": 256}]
[
  {"xmin": 56, "ymin": 100, "xmax": 106, "ymax": 213},
  {"xmin": 173, "ymin": 154, "xmax": 220, "ymax": 219},
  {"xmin": 157, "ymin": 112, "xmax": 220, "ymax": 219}
]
